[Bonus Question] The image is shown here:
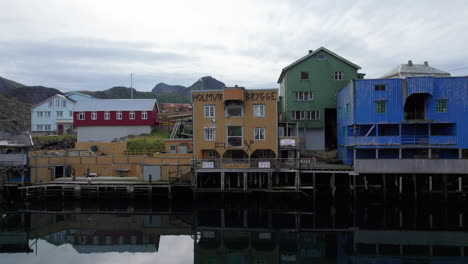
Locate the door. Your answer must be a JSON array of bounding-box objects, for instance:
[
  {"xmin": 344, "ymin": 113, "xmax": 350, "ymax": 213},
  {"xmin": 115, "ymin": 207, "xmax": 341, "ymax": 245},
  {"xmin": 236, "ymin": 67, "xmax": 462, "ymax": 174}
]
[
  {"xmin": 58, "ymin": 124, "xmax": 64, "ymax": 134},
  {"xmin": 143, "ymin": 166, "xmax": 161, "ymax": 182},
  {"xmin": 53, "ymin": 166, "xmax": 64, "ymax": 179}
]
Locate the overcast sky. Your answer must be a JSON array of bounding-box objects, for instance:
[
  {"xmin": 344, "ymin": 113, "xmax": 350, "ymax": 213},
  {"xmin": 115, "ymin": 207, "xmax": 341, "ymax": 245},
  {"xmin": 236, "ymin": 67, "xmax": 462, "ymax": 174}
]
[{"xmin": 1, "ymin": 0, "xmax": 467, "ymax": 92}]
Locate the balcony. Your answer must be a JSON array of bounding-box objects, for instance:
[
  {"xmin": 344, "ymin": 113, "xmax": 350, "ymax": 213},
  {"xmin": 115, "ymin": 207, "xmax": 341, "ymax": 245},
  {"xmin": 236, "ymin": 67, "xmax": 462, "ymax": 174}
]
[
  {"xmin": 279, "ymin": 137, "xmax": 301, "ymax": 149},
  {"xmin": 345, "ymin": 135, "xmax": 456, "ymax": 146}
]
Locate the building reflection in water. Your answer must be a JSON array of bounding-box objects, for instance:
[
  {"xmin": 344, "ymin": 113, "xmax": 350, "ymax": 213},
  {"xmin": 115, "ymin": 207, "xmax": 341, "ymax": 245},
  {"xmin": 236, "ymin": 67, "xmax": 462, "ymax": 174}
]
[{"xmin": 1, "ymin": 200, "xmax": 468, "ymax": 263}]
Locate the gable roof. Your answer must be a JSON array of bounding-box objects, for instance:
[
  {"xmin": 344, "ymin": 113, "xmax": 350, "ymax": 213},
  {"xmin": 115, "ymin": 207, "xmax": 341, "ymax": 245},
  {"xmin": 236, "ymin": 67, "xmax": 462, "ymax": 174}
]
[
  {"xmin": 31, "ymin": 94, "xmax": 76, "ymax": 109},
  {"xmin": 277, "ymin": 47, "xmax": 361, "ymax": 83},
  {"xmin": 65, "ymin": 92, "xmax": 94, "ymax": 99},
  {"xmin": 72, "ymin": 99, "xmax": 159, "ymax": 112},
  {"xmin": 380, "ymin": 61, "xmax": 451, "ymax": 79}
]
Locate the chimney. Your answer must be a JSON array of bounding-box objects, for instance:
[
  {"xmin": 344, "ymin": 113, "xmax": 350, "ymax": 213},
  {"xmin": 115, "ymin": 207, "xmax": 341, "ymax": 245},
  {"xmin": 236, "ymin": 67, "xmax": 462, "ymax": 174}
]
[
  {"xmin": 424, "ymin": 61, "xmax": 429, "ymax": 66},
  {"xmin": 308, "ymin": 50, "xmax": 313, "ymax": 54},
  {"xmin": 408, "ymin": 60, "xmax": 413, "ymax": 66}
]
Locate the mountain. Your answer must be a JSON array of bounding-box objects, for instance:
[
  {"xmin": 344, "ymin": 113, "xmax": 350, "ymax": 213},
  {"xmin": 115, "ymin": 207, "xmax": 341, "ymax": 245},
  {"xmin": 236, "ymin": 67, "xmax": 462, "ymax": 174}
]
[
  {"xmin": 187, "ymin": 76, "xmax": 226, "ymax": 91},
  {"xmin": 79, "ymin": 86, "xmax": 190, "ymax": 103},
  {"xmin": 152, "ymin": 83, "xmax": 186, "ymax": 95},
  {"xmin": 0, "ymin": 92, "xmax": 31, "ymax": 132},
  {"xmin": 0, "ymin": 77, "xmax": 62, "ymax": 104}
]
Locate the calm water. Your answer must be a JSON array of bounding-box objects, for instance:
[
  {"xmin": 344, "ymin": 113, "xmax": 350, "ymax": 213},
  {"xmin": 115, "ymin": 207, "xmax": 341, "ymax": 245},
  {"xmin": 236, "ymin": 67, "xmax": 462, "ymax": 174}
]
[{"xmin": 1, "ymin": 197, "xmax": 468, "ymax": 264}]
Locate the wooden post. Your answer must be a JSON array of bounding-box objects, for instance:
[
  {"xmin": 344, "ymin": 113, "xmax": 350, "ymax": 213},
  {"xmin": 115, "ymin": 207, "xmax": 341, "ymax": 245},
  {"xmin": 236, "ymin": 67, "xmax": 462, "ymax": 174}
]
[
  {"xmin": 459, "ymin": 176, "xmax": 462, "ymax": 192},
  {"xmin": 444, "ymin": 174, "xmax": 448, "ymax": 200},
  {"xmin": 382, "ymin": 174, "xmax": 387, "ymax": 202},
  {"xmin": 221, "ymin": 172, "xmax": 225, "ymax": 191},
  {"xmin": 429, "ymin": 176, "xmax": 432, "ymax": 192},
  {"xmin": 295, "ymin": 171, "xmax": 300, "ymax": 192},
  {"xmin": 268, "ymin": 172, "xmax": 272, "ymax": 190},
  {"xmin": 332, "ymin": 173, "xmax": 336, "ymax": 198},
  {"xmin": 243, "ymin": 172, "xmax": 247, "ymax": 191},
  {"xmin": 313, "ymin": 173, "xmax": 316, "ymax": 200},
  {"xmin": 413, "ymin": 174, "xmax": 417, "ymax": 200}
]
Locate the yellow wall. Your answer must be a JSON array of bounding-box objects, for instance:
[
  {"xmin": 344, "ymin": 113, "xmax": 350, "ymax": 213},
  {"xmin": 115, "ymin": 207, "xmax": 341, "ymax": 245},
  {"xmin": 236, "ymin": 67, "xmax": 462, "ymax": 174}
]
[
  {"xmin": 74, "ymin": 142, "xmax": 127, "ymax": 155},
  {"xmin": 192, "ymin": 89, "xmax": 278, "ymax": 159}
]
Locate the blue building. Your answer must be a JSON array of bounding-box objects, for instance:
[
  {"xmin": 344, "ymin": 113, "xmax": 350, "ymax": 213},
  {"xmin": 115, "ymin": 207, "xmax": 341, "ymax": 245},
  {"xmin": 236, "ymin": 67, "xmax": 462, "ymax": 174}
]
[
  {"xmin": 31, "ymin": 92, "xmax": 93, "ymax": 134},
  {"xmin": 337, "ymin": 76, "xmax": 468, "ymax": 174}
]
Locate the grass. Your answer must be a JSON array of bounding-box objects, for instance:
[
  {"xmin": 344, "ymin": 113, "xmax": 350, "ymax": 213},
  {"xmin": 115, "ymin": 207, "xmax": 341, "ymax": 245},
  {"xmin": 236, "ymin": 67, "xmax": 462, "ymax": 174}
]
[
  {"xmin": 126, "ymin": 130, "xmax": 170, "ymax": 153},
  {"xmin": 32, "ymin": 135, "xmax": 77, "ymax": 150}
]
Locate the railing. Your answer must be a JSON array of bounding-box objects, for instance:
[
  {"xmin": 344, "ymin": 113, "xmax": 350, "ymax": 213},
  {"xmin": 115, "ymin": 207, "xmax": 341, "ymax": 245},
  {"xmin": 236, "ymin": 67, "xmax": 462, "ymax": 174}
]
[
  {"xmin": 405, "ymin": 112, "xmax": 425, "ymax": 120},
  {"xmin": 279, "ymin": 137, "xmax": 301, "ymax": 148},
  {"xmin": 401, "ymin": 135, "xmax": 429, "ymax": 145},
  {"xmin": 195, "ymin": 158, "xmax": 316, "ymax": 170}
]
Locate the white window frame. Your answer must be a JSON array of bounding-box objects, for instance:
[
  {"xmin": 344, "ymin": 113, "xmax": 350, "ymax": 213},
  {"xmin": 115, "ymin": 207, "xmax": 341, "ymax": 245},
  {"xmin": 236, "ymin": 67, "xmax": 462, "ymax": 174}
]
[
  {"xmin": 208, "ymin": 150, "xmax": 217, "ymax": 158},
  {"xmin": 36, "ymin": 125, "xmax": 43, "ymax": 131},
  {"xmin": 334, "ymin": 71, "xmax": 344, "ymax": 80},
  {"xmin": 116, "ymin": 111, "xmax": 122, "ymax": 120},
  {"xmin": 292, "ymin": 110, "xmax": 320, "ymax": 120},
  {"xmin": 129, "ymin": 111, "xmax": 135, "ymax": 120},
  {"xmin": 227, "ymin": 126, "xmax": 243, "ymax": 147},
  {"xmin": 253, "ymin": 104, "xmax": 265, "ymax": 117},
  {"xmin": 104, "ymin": 111, "xmax": 110, "ymax": 120},
  {"xmin": 204, "ymin": 105, "xmax": 215, "ymax": 117},
  {"xmin": 142, "ymin": 111, "xmax": 148, "ymax": 120},
  {"xmin": 91, "ymin": 112, "xmax": 97, "ymax": 120},
  {"xmin": 69, "ymin": 111, "xmax": 72, "ymax": 117},
  {"xmin": 204, "ymin": 127, "xmax": 216, "ymax": 141},
  {"xmin": 316, "ymin": 55, "xmax": 327, "ymax": 61},
  {"xmin": 56, "ymin": 111, "xmax": 63, "ymax": 117},
  {"xmin": 45, "ymin": 124, "xmax": 51, "ymax": 131},
  {"xmin": 225, "ymin": 102, "xmax": 243, "ymax": 117},
  {"xmin": 45, "ymin": 111, "xmax": 51, "ymax": 117},
  {"xmin": 78, "ymin": 112, "xmax": 85, "ymax": 120},
  {"xmin": 37, "ymin": 112, "xmax": 43, "ymax": 118},
  {"xmin": 254, "ymin": 127, "xmax": 265, "ymax": 141},
  {"xmin": 295, "ymin": 92, "xmax": 314, "ymax": 101}
]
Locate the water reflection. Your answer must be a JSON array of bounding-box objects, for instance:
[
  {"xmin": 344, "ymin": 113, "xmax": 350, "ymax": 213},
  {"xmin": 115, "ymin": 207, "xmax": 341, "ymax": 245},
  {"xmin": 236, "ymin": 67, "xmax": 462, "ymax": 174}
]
[{"xmin": 1, "ymin": 199, "xmax": 468, "ymax": 263}]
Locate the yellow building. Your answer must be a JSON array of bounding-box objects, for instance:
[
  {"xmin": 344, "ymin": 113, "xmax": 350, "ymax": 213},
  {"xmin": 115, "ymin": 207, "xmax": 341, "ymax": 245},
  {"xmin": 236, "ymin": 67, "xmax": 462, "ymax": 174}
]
[{"xmin": 192, "ymin": 87, "xmax": 278, "ymax": 166}]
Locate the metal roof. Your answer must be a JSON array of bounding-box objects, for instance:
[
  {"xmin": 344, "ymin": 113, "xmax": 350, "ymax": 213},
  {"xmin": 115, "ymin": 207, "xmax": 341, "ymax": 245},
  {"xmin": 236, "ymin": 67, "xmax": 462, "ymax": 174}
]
[
  {"xmin": 380, "ymin": 61, "xmax": 451, "ymax": 79},
  {"xmin": 277, "ymin": 47, "xmax": 361, "ymax": 83},
  {"xmin": 0, "ymin": 132, "xmax": 33, "ymax": 147},
  {"xmin": 32, "ymin": 93, "xmax": 76, "ymax": 108},
  {"xmin": 72, "ymin": 99, "xmax": 158, "ymax": 111}
]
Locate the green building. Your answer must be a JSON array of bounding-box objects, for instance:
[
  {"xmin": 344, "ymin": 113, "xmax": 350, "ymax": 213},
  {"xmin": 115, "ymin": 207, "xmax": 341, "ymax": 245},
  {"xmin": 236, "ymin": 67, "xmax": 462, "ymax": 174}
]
[{"xmin": 278, "ymin": 47, "xmax": 364, "ymax": 150}]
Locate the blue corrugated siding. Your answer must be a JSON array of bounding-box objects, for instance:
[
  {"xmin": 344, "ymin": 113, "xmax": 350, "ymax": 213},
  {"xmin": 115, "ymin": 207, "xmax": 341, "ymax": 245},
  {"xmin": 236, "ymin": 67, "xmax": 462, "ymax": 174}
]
[{"xmin": 337, "ymin": 76, "xmax": 468, "ymax": 164}]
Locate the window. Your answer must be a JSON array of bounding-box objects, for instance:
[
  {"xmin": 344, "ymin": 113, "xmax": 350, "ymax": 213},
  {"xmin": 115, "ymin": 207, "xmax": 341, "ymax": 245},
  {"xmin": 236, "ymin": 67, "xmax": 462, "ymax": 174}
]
[
  {"xmin": 36, "ymin": 125, "xmax": 43, "ymax": 131},
  {"xmin": 374, "ymin": 84, "xmax": 386, "ymax": 91},
  {"xmin": 118, "ymin": 236, "xmax": 124, "ymax": 245},
  {"xmin": 141, "ymin": 111, "xmax": 148, "ymax": 120},
  {"xmin": 131, "ymin": 236, "xmax": 137, "ymax": 245},
  {"xmin": 116, "ymin": 111, "xmax": 122, "ymax": 120},
  {"xmin": 129, "ymin": 111, "xmax": 135, "ymax": 120},
  {"xmin": 208, "ymin": 150, "xmax": 217, "ymax": 158},
  {"xmin": 295, "ymin": 92, "xmax": 314, "ymax": 101},
  {"xmin": 45, "ymin": 111, "xmax": 51, "ymax": 117},
  {"xmin": 37, "ymin": 111, "xmax": 43, "ymax": 118},
  {"xmin": 56, "ymin": 111, "xmax": 63, "ymax": 117},
  {"xmin": 48, "ymin": 101, "xmax": 53, "ymax": 107},
  {"xmin": 375, "ymin": 101, "xmax": 386, "ymax": 113},
  {"xmin": 91, "ymin": 112, "xmax": 97, "ymax": 120},
  {"xmin": 104, "ymin": 111, "xmax": 110, "ymax": 120},
  {"xmin": 227, "ymin": 126, "xmax": 242, "ymax": 147},
  {"xmin": 225, "ymin": 102, "xmax": 243, "ymax": 117},
  {"xmin": 334, "ymin": 71, "xmax": 344, "ymax": 80},
  {"xmin": 78, "ymin": 112, "xmax": 85, "ymax": 120},
  {"xmin": 93, "ymin": 236, "xmax": 99, "ymax": 245},
  {"xmin": 204, "ymin": 128, "xmax": 216, "ymax": 141},
  {"xmin": 291, "ymin": 110, "xmax": 320, "ymax": 120},
  {"xmin": 170, "ymin": 145, "xmax": 177, "ymax": 154},
  {"xmin": 254, "ymin": 127, "xmax": 265, "ymax": 140},
  {"xmin": 62, "ymin": 100, "xmax": 67, "ymax": 107},
  {"xmin": 204, "ymin": 105, "xmax": 215, "ymax": 117},
  {"xmin": 316, "ymin": 55, "xmax": 327, "ymax": 60},
  {"xmin": 69, "ymin": 111, "xmax": 72, "ymax": 117},
  {"xmin": 105, "ymin": 236, "xmax": 112, "ymax": 245},
  {"xmin": 346, "ymin": 103, "xmax": 350, "ymax": 116},
  {"xmin": 253, "ymin": 104, "xmax": 265, "ymax": 117},
  {"xmin": 45, "ymin": 124, "xmax": 51, "ymax": 130},
  {"xmin": 436, "ymin": 100, "xmax": 447, "ymax": 113},
  {"xmin": 300, "ymin": 71, "xmax": 309, "ymax": 80}
]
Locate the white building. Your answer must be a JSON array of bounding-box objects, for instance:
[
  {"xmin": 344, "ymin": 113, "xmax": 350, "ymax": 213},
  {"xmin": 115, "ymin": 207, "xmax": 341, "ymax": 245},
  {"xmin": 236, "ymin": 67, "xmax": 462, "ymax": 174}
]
[{"xmin": 31, "ymin": 92, "xmax": 93, "ymax": 134}]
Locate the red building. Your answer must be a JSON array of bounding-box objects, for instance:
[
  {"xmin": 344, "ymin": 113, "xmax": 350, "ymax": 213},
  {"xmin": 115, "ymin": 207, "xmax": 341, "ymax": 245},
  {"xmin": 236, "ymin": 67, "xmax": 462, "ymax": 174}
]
[{"xmin": 73, "ymin": 99, "xmax": 159, "ymax": 142}]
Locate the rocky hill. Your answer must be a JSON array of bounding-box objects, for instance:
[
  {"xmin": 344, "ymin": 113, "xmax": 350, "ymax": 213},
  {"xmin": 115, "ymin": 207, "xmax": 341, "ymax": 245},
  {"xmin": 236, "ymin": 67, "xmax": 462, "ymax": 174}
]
[
  {"xmin": 0, "ymin": 77, "xmax": 63, "ymax": 104},
  {"xmin": 0, "ymin": 92, "xmax": 31, "ymax": 132},
  {"xmin": 151, "ymin": 76, "xmax": 226, "ymax": 99}
]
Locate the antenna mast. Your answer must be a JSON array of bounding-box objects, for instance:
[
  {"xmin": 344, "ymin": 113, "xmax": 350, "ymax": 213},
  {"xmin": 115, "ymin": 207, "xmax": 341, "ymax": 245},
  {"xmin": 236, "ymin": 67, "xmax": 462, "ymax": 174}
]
[{"xmin": 130, "ymin": 73, "xmax": 134, "ymax": 99}]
